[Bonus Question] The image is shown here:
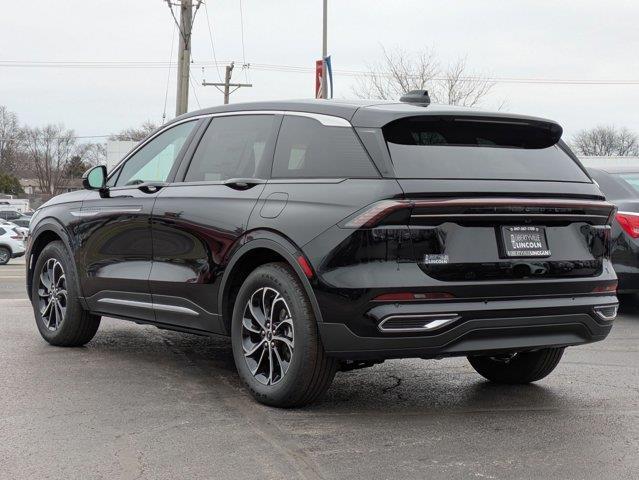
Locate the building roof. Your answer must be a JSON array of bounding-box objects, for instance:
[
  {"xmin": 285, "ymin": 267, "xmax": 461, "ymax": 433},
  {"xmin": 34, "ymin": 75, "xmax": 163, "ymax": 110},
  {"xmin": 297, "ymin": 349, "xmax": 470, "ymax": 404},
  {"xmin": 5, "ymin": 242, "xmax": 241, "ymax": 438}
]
[{"xmin": 579, "ymin": 156, "xmax": 639, "ymax": 173}]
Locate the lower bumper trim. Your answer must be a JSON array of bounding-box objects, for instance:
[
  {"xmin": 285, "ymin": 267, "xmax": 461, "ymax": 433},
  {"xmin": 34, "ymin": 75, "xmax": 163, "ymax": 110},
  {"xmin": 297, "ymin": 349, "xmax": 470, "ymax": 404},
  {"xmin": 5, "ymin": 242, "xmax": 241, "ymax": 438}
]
[{"xmin": 319, "ymin": 312, "xmax": 612, "ymax": 360}]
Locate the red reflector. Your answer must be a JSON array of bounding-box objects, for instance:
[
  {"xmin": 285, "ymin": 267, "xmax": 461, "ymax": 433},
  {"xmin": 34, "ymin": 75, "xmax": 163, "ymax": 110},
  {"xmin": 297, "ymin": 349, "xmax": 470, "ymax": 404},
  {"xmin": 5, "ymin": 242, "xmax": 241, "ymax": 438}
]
[
  {"xmin": 616, "ymin": 212, "xmax": 639, "ymax": 239},
  {"xmin": 373, "ymin": 292, "xmax": 454, "ymax": 302},
  {"xmin": 297, "ymin": 256, "xmax": 314, "ymax": 278},
  {"xmin": 592, "ymin": 281, "xmax": 618, "ymax": 293}
]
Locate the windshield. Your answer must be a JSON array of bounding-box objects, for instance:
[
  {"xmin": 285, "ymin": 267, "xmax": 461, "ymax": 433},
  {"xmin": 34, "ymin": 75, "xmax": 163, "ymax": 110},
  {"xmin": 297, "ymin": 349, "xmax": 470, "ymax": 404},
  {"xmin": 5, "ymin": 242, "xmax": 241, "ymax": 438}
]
[{"xmin": 383, "ymin": 116, "xmax": 590, "ymax": 182}]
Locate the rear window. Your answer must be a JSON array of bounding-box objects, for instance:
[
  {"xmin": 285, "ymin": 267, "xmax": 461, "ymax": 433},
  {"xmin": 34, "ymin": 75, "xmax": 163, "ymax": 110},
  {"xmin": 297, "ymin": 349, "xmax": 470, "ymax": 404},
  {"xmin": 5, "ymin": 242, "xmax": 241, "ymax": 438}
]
[
  {"xmin": 618, "ymin": 173, "xmax": 639, "ymax": 194},
  {"xmin": 383, "ymin": 116, "xmax": 590, "ymax": 182}
]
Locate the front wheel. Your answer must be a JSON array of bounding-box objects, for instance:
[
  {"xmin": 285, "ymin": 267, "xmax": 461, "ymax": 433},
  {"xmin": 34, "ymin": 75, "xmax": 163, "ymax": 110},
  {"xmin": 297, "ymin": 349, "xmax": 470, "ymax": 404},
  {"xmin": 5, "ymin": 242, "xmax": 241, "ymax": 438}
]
[
  {"xmin": 31, "ymin": 241, "xmax": 101, "ymax": 347},
  {"xmin": 467, "ymin": 348, "xmax": 564, "ymax": 384},
  {"xmin": 231, "ymin": 262, "xmax": 338, "ymax": 407}
]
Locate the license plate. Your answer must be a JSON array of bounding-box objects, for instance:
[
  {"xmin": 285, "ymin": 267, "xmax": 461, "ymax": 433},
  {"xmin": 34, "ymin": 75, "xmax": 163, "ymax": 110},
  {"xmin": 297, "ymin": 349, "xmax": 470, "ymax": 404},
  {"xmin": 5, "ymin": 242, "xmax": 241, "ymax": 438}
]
[{"xmin": 500, "ymin": 226, "xmax": 551, "ymax": 258}]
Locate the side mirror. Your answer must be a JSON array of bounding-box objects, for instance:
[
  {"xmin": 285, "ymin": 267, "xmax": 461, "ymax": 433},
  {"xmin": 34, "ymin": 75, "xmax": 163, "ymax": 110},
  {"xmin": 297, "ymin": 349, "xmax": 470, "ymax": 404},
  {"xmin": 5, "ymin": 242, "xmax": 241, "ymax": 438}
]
[{"xmin": 82, "ymin": 165, "xmax": 109, "ymax": 197}]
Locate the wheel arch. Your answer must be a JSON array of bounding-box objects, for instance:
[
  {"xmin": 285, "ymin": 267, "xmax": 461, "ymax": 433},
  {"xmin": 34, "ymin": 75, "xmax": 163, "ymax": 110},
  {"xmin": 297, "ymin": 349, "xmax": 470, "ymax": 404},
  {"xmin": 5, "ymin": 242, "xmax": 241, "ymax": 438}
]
[
  {"xmin": 218, "ymin": 235, "xmax": 323, "ymax": 336},
  {"xmin": 27, "ymin": 219, "xmax": 79, "ymax": 302}
]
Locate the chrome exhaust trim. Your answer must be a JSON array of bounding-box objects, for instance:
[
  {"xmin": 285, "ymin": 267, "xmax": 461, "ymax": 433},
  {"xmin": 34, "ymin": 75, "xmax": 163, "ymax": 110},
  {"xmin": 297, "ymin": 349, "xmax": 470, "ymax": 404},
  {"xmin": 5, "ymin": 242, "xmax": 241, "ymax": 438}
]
[
  {"xmin": 378, "ymin": 313, "xmax": 460, "ymax": 333},
  {"xmin": 593, "ymin": 304, "xmax": 618, "ymax": 321}
]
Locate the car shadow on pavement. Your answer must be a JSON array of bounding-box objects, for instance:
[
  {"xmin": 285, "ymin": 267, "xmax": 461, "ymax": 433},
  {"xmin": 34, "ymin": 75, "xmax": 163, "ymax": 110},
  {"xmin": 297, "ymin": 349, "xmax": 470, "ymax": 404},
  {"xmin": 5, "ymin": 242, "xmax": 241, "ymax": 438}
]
[{"xmin": 71, "ymin": 320, "xmax": 574, "ymax": 414}]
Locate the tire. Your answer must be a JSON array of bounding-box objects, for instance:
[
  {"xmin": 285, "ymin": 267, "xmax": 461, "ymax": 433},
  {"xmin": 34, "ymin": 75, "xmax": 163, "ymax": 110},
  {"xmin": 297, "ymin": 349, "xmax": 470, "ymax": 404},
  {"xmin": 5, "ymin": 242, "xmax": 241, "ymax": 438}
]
[
  {"xmin": 231, "ymin": 262, "xmax": 338, "ymax": 407},
  {"xmin": 0, "ymin": 246, "xmax": 10, "ymax": 265},
  {"xmin": 467, "ymin": 347, "xmax": 564, "ymax": 384},
  {"xmin": 31, "ymin": 241, "xmax": 101, "ymax": 347}
]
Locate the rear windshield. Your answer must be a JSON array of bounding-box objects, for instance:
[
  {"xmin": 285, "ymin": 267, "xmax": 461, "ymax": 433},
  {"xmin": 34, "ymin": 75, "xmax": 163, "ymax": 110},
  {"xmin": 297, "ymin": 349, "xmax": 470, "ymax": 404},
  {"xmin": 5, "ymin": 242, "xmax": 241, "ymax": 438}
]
[
  {"xmin": 618, "ymin": 173, "xmax": 639, "ymax": 194},
  {"xmin": 383, "ymin": 116, "xmax": 590, "ymax": 182}
]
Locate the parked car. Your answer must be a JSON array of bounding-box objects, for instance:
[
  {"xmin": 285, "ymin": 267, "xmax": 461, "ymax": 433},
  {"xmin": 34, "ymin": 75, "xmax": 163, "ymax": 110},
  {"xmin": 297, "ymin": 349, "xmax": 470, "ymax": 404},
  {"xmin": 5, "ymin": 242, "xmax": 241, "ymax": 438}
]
[
  {"xmin": 0, "ymin": 220, "xmax": 29, "ymax": 240},
  {"xmin": 0, "ymin": 224, "xmax": 26, "ymax": 265},
  {"xmin": 0, "ymin": 210, "xmax": 31, "ymax": 228},
  {"xmin": 25, "ymin": 95, "xmax": 618, "ymax": 407},
  {"xmin": 587, "ymin": 164, "xmax": 639, "ymax": 297}
]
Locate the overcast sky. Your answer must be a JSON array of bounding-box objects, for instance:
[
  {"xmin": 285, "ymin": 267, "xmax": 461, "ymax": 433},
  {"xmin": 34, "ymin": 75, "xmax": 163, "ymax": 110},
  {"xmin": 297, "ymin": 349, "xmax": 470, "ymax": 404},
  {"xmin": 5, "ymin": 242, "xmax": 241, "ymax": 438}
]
[{"xmin": 2, "ymin": 0, "xmax": 638, "ymax": 140}]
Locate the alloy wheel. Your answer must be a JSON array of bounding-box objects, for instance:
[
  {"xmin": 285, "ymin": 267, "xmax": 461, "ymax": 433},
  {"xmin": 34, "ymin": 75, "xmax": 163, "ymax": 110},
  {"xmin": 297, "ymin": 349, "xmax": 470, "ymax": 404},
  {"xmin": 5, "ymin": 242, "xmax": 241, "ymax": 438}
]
[
  {"xmin": 241, "ymin": 287, "xmax": 294, "ymax": 386},
  {"xmin": 37, "ymin": 258, "xmax": 67, "ymax": 331},
  {"xmin": 0, "ymin": 249, "xmax": 9, "ymax": 264}
]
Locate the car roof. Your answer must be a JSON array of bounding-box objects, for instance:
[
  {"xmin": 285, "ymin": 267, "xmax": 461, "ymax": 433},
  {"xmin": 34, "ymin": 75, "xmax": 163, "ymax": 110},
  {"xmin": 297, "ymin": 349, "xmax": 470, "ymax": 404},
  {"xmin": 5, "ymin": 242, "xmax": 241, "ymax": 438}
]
[{"xmin": 173, "ymin": 98, "xmax": 561, "ymax": 129}]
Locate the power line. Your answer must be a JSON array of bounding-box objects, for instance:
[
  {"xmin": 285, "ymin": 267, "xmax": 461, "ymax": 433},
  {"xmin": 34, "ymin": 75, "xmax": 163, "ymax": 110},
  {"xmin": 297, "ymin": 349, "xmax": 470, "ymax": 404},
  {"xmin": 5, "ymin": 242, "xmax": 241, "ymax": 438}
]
[
  {"xmin": 162, "ymin": 24, "xmax": 178, "ymax": 124},
  {"xmin": 203, "ymin": 3, "xmax": 223, "ymax": 82},
  {"xmin": 238, "ymin": 0, "xmax": 250, "ymax": 83},
  {"xmin": 2, "ymin": 60, "xmax": 639, "ymax": 85}
]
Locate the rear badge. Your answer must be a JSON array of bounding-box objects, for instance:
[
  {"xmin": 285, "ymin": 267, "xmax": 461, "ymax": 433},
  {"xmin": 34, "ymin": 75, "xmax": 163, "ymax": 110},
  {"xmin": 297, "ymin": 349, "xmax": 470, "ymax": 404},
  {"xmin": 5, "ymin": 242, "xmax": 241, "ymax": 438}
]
[{"xmin": 424, "ymin": 254, "xmax": 449, "ymax": 264}]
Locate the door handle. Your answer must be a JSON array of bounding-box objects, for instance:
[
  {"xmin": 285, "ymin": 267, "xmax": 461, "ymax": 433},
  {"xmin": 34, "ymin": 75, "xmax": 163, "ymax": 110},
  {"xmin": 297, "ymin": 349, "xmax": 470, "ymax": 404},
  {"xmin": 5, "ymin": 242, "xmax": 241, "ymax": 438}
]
[
  {"xmin": 138, "ymin": 182, "xmax": 169, "ymax": 194},
  {"xmin": 223, "ymin": 178, "xmax": 265, "ymax": 190}
]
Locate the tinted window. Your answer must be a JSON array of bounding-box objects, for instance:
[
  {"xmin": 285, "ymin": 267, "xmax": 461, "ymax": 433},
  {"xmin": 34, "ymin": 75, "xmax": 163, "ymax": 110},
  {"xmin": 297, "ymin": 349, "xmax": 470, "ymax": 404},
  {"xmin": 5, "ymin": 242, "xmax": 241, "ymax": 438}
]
[
  {"xmin": 0, "ymin": 228, "xmax": 5, "ymax": 235},
  {"xmin": 619, "ymin": 173, "xmax": 639, "ymax": 195},
  {"xmin": 185, "ymin": 115, "xmax": 276, "ymax": 182},
  {"xmin": 272, "ymin": 116, "xmax": 377, "ymax": 178},
  {"xmin": 113, "ymin": 121, "xmax": 196, "ymax": 187},
  {"xmin": 383, "ymin": 116, "xmax": 589, "ymax": 182},
  {"xmin": 0, "ymin": 211, "xmax": 19, "ymax": 220}
]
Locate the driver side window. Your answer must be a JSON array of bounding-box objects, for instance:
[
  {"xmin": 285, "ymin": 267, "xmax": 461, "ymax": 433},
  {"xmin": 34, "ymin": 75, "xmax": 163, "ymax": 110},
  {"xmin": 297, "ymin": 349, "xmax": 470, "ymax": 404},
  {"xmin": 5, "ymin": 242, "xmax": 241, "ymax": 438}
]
[{"xmin": 111, "ymin": 121, "xmax": 196, "ymax": 187}]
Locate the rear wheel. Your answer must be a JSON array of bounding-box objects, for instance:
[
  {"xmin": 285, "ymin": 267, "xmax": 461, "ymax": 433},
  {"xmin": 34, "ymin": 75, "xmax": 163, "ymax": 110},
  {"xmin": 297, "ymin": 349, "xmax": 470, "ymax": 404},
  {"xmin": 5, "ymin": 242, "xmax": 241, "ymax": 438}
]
[
  {"xmin": 231, "ymin": 262, "xmax": 338, "ymax": 407},
  {"xmin": 0, "ymin": 246, "xmax": 10, "ymax": 265},
  {"xmin": 31, "ymin": 241, "xmax": 101, "ymax": 346},
  {"xmin": 467, "ymin": 348, "xmax": 564, "ymax": 384}
]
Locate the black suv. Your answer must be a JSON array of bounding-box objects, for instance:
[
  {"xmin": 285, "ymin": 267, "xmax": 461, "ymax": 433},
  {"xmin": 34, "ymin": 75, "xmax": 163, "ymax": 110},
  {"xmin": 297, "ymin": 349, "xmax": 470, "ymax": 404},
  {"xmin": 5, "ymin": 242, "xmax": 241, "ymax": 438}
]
[{"xmin": 26, "ymin": 97, "xmax": 618, "ymax": 407}]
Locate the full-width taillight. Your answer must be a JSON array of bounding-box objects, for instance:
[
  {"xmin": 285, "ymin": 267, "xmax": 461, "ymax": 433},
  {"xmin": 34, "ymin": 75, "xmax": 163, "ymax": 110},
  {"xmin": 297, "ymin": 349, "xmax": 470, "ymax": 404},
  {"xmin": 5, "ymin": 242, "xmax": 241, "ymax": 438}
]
[
  {"xmin": 341, "ymin": 200, "xmax": 412, "ymax": 229},
  {"xmin": 616, "ymin": 212, "xmax": 639, "ymax": 239}
]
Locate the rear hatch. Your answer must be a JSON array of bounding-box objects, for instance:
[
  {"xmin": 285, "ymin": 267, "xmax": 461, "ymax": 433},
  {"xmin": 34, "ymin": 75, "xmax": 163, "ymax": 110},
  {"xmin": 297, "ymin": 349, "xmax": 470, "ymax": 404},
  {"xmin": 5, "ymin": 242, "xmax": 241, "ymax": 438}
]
[{"xmin": 382, "ymin": 115, "xmax": 616, "ymax": 283}]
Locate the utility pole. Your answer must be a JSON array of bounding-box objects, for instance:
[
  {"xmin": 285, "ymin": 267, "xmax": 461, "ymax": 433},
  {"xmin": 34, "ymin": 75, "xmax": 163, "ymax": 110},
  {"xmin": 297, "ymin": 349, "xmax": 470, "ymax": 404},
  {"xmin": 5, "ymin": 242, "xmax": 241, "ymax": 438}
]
[
  {"xmin": 202, "ymin": 62, "xmax": 252, "ymax": 104},
  {"xmin": 175, "ymin": 0, "xmax": 193, "ymax": 116},
  {"xmin": 321, "ymin": 0, "xmax": 328, "ymax": 99}
]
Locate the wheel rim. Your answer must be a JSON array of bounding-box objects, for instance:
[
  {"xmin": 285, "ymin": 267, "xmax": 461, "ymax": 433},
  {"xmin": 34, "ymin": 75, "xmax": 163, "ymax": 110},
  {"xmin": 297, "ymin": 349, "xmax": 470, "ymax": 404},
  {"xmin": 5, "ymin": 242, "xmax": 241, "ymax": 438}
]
[
  {"xmin": 0, "ymin": 249, "xmax": 9, "ymax": 263},
  {"xmin": 37, "ymin": 258, "xmax": 67, "ymax": 331},
  {"xmin": 241, "ymin": 287, "xmax": 294, "ymax": 386}
]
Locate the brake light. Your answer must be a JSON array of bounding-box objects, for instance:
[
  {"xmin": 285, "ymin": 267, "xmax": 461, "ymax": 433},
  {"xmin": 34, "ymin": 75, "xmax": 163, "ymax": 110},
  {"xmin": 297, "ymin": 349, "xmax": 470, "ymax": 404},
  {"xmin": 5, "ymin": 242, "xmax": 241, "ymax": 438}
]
[
  {"xmin": 342, "ymin": 200, "xmax": 412, "ymax": 229},
  {"xmin": 616, "ymin": 212, "xmax": 639, "ymax": 239},
  {"xmin": 373, "ymin": 292, "xmax": 455, "ymax": 302}
]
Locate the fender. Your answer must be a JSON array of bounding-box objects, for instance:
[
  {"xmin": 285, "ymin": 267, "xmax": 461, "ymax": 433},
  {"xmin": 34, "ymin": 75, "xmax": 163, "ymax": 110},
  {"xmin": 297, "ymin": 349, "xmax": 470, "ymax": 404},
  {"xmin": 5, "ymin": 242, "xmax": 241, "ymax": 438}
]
[
  {"xmin": 27, "ymin": 218, "xmax": 84, "ymax": 303},
  {"xmin": 218, "ymin": 232, "xmax": 325, "ymax": 334}
]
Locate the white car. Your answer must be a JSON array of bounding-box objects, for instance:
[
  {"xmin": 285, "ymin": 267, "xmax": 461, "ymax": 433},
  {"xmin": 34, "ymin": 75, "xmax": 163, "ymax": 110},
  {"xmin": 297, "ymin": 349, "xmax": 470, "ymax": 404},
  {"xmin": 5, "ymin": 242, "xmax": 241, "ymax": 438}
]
[
  {"xmin": 0, "ymin": 224, "xmax": 26, "ymax": 265},
  {"xmin": 0, "ymin": 220, "xmax": 29, "ymax": 240}
]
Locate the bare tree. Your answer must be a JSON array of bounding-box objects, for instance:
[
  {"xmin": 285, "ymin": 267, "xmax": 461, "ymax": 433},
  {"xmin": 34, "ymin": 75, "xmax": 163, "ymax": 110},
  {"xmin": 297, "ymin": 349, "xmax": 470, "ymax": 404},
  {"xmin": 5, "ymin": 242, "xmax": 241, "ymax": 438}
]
[
  {"xmin": 353, "ymin": 47, "xmax": 439, "ymax": 100},
  {"xmin": 0, "ymin": 106, "xmax": 21, "ymax": 174},
  {"xmin": 572, "ymin": 126, "xmax": 639, "ymax": 156},
  {"xmin": 76, "ymin": 142, "xmax": 106, "ymax": 167},
  {"xmin": 109, "ymin": 121, "xmax": 158, "ymax": 142},
  {"xmin": 21, "ymin": 124, "xmax": 77, "ymax": 196},
  {"xmin": 352, "ymin": 47, "xmax": 495, "ymax": 107}
]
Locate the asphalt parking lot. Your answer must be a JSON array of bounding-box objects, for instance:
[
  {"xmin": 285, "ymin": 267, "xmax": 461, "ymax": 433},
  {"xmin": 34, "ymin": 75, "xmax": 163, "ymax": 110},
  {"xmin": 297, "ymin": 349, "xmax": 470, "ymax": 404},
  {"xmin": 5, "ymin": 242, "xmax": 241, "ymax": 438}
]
[{"xmin": 1, "ymin": 257, "xmax": 638, "ymax": 480}]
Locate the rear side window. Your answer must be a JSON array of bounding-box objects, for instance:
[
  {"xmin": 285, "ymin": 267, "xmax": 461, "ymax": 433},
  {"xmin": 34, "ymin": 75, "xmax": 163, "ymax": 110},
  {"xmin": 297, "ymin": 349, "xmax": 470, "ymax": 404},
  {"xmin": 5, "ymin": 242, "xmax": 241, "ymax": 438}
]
[
  {"xmin": 185, "ymin": 115, "xmax": 277, "ymax": 182},
  {"xmin": 383, "ymin": 116, "xmax": 590, "ymax": 182},
  {"xmin": 272, "ymin": 116, "xmax": 378, "ymax": 178},
  {"xmin": 0, "ymin": 228, "xmax": 5, "ymax": 235}
]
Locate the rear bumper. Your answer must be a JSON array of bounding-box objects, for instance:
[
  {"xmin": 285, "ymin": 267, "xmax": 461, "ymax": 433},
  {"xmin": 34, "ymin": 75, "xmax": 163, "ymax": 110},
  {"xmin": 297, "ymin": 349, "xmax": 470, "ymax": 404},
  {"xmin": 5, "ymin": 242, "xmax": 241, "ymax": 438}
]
[{"xmin": 318, "ymin": 295, "xmax": 617, "ymax": 360}]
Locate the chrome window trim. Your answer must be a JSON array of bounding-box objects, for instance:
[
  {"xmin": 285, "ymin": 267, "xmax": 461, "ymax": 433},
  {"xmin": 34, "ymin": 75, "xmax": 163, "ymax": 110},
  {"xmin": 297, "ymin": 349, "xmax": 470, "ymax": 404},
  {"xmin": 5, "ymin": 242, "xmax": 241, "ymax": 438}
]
[{"xmin": 107, "ymin": 111, "xmax": 352, "ymax": 177}]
